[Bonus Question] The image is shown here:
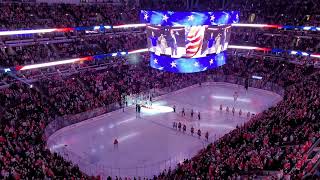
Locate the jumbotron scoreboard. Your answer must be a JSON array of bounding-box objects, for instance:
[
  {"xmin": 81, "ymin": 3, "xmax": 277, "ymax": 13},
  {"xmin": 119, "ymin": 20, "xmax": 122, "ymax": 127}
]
[{"xmin": 141, "ymin": 10, "xmax": 239, "ymax": 73}]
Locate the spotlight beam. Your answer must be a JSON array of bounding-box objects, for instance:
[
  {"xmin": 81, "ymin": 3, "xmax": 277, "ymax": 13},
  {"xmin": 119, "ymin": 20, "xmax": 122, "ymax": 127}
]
[
  {"xmin": 227, "ymin": 45, "xmax": 271, "ymax": 51},
  {"xmin": 231, "ymin": 23, "xmax": 280, "ymax": 28},
  {"xmin": 0, "ymin": 24, "xmax": 147, "ymax": 36}
]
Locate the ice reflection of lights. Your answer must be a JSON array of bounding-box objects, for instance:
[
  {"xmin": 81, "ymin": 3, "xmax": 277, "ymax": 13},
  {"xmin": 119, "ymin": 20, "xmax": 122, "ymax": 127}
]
[
  {"xmin": 118, "ymin": 132, "xmax": 140, "ymax": 142},
  {"xmin": 99, "ymin": 127, "xmax": 104, "ymax": 132},
  {"xmin": 117, "ymin": 117, "xmax": 136, "ymax": 125},
  {"xmin": 141, "ymin": 105, "xmax": 174, "ymax": 115},
  {"xmin": 152, "ymin": 101, "xmax": 168, "ymax": 106},
  {"xmin": 108, "ymin": 124, "xmax": 115, "ymax": 129},
  {"xmin": 211, "ymin": 95, "xmax": 251, "ymax": 103},
  {"xmin": 49, "ymin": 143, "xmax": 66, "ymax": 151},
  {"xmin": 108, "ymin": 117, "xmax": 136, "ymax": 129},
  {"xmin": 200, "ymin": 123, "xmax": 235, "ymax": 130}
]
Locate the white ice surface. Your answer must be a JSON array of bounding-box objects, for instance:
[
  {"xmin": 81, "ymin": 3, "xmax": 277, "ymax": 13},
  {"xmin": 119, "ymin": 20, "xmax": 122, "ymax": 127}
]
[{"xmin": 47, "ymin": 82, "xmax": 282, "ymax": 178}]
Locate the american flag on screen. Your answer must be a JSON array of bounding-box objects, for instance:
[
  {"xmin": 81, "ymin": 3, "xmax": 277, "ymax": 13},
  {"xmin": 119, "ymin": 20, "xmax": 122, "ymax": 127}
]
[{"xmin": 185, "ymin": 26, "xmax": 205, "ymax": 58}]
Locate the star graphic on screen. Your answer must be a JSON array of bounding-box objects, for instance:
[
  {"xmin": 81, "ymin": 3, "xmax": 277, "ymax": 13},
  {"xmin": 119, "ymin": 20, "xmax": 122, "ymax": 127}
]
[
  {"xmin": 211, "ymin": 21, "xmax": 217, "ymax": 25},
  {"xmin": 162, "ymin": 14, "xmax": 169, "ymax": 22},
  {"xmin": 210, "ymin": 15, "xmax": 215, "ymax": 21},
  {"xmin": 144, "ymin": 13, "xmax": 149, "ymax": 20},
  {"xmin": 225, "ymin": 13, "xmax": 230, "ymax": 19},
  {"xmin": 194, "ymin": 61, "xmax": 199, "ymax": 67},
  {"xmin": 209, "ymin": 59, "xmax": 214, "ymax": 65},
  {"xmin": 236, "ymin": 13, "xmax": 239, "ymax": 20},
  {"xmin": 188, "ymin": 15, "xmax": 194, "ymax": 21},
  {"xmin": 172, "ymin": 22, "xmax": 180, "ymax": 27},
  {"xmin": 170, "ymin": 61, "xmax": 177, "ymax": 68},
  {"xmin": 154, "ymin": 58, "xmax": 158, "ymax": 64}
]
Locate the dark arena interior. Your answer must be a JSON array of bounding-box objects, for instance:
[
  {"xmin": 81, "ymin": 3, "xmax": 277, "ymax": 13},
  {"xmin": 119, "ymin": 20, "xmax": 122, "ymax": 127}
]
[{"xmin": 0, "ymin": 0, "xmax": 320, "ymax": 179}]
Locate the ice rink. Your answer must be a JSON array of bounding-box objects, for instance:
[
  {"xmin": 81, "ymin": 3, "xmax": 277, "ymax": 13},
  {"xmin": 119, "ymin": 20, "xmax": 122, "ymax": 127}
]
[{"xmin": 47, "ymin": 82, "xmax": 282, "ymax": 178}]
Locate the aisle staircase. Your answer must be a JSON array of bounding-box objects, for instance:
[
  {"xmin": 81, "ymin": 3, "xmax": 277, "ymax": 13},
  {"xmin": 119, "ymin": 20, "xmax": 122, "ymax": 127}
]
[
  {"xmin": 302, "ymin": 138, "xmax": 320, "ymax": 179},
  {"xmin": 288, "ymin": 138, "xmax": 320, "ymax": 179}
]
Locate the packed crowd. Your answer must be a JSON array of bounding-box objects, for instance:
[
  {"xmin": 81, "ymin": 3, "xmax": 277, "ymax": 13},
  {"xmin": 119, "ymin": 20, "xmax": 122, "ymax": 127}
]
[
  {"xmin": 0, "ymin": 33, "xmax": 146, "ymax": 67},
  {"xmin": 0, "ymin": 3, "xmax": 139, "ymax": 30},
  {"xmin": 216, "ymin": 54, "xmax": 312, "ymax": 88},
  {"xmin": 230, "ymin": 28, "xmax": 320, "ymax": 52},
  {"xmin": 0, "ymin": 0, "xmax": 318, "ymax": 31},
  {"xmin": 226, "ymin": 0, "xmax": 320, "ymax": 25},
  {"xmin": 0, "ymin": 83, "xmax": 90, "ymax": 179}
]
